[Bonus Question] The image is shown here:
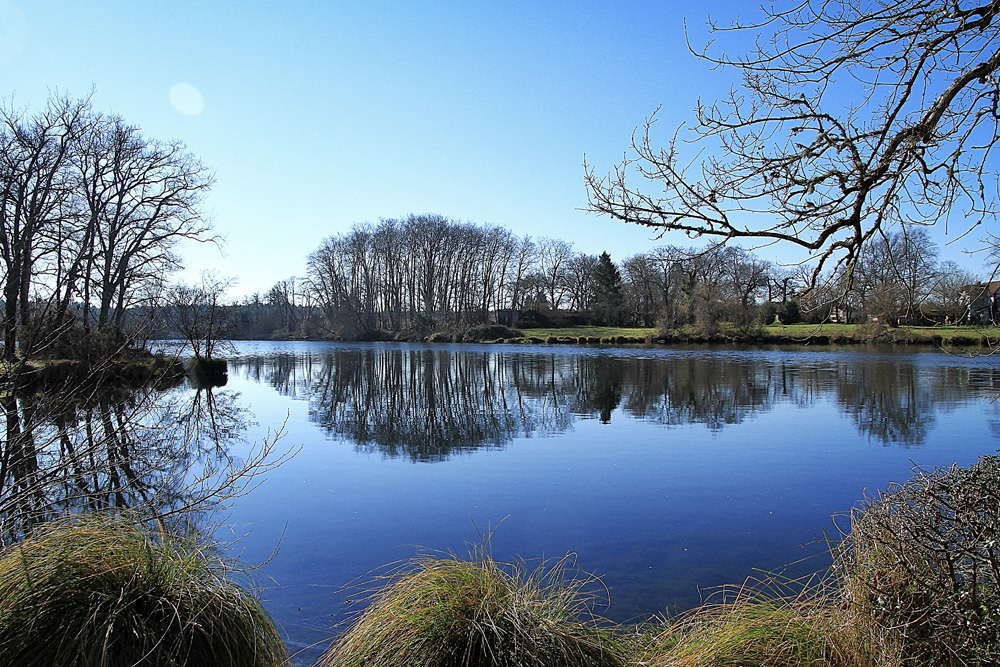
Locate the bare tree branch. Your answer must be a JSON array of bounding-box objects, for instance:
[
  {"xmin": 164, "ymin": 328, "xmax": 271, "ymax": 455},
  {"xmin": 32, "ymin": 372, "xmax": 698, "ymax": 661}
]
[{"xmin": 586, "ymin": 0, "xmax": 1000, "ymax": 284}]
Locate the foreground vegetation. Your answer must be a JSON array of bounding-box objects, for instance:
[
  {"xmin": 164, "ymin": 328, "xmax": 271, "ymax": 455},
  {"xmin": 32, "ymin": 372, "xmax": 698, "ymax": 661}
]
[
  {"xmin": 0, "ymin": 513, "xmax": 287, "ymax": 667},
  {"xmin": 3, "ymin": 451, "xmax": 995, "ymax": 666}
]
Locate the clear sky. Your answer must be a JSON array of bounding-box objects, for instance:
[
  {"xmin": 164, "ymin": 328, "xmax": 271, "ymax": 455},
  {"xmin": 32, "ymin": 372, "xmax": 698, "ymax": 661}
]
[{"xmin": 0, "ymin": 0, "xmax": 980, "ymax": 297}]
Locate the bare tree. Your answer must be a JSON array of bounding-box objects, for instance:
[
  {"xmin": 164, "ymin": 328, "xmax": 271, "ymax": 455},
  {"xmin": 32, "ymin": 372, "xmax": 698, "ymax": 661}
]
[
  {"xmin": 621, "ymin": 253, "xmax": 661, "ymax": 326},
  {"xmin": 505, "ymin": 235, "xmax": 538, "ymax": 312},
  {"xmin": 167, "ymin": 273, "xmax": 236, "ymax": 363},
  {"xmin": 720, "ymin": 247, "xmax": 772, "ymax": 326},
  {"xmin": 0, "ymin": 96, "xmax": 87, "ymax": 360},
  {"xmin": 848, "ymin": 228, "xmax": 938, "ymax": 322},
  {"xmin": 931, "ymin": 260, "xmax": 981, "ymax": 322},
  {"xmin": 563, "ymin": 252, "xmax": 598, "ymax": 311},
  {"xmin": 536, "ymin": 237, "xmax": 574, "ymax": 310},
  {"xmin": 586, "ymin": 0, "xmax": 1000, "ymax": 289},
  {"xmin": 75, "ymin": 114, "xmax": 214, "ymax": 334}
]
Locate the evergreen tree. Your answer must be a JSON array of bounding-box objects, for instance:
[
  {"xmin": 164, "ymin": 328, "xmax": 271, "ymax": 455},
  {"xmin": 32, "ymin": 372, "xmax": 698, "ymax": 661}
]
[{"xmin": 592, "ymin": 252, "xmax": 623, "ymax": 325}]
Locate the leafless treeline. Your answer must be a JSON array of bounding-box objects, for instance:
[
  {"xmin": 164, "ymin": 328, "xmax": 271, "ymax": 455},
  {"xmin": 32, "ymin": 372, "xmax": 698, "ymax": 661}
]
[
  {"xmin": 287, "ymin": 213, "xmax": 980, "ymax": 337},
  {"xmin": 306, "ymin": 214, "xmax": 542, "ymax": 333},
  {"xmin": 300, "ymin": 213, "xmax": 792, "ymax": 336},
  {"xmin": 0, "ymin": 94, "xmax": 213, "ymax": 360}
]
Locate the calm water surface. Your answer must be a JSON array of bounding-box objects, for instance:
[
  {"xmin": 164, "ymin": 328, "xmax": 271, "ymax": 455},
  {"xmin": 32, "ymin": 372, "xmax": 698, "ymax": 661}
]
[{"xmin": 206, "ymin": 341, "xmax": 1000, "ymax": 662}]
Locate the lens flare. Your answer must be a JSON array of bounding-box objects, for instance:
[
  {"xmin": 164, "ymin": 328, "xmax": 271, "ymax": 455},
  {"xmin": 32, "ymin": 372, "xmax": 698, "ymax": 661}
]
[{"xmin": 169, "ymin": 82, "xmax": 205, "ymax": 116}]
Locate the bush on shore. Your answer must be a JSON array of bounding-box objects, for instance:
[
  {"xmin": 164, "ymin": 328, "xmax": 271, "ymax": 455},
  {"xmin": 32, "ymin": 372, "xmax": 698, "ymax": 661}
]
[
  {"xmin": 836, "ymin": 454, "xmax": 1000, "ymax": 666},
  {"xmin": 0, "ymin": 513, "xmax": 287, "ymax": 667}
]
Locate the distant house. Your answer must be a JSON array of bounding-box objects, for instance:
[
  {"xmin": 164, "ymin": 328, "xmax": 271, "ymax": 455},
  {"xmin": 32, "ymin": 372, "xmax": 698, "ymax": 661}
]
[
  {"xmin": 964, "ymin": 281, "xmax": 1000, "ymax": 323},
  {"xmin": 917, "ymin": 303, "xmax": 949, "ymax": 324},
  {"xmin": 493, "ymin": 309, "xmax": 545, "ymax": 328}
]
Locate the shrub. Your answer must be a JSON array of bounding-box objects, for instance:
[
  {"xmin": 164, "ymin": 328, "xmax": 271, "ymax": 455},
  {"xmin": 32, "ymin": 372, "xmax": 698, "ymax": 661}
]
[
  {"xmin": 854, "ymin": 320, "xmax": 886, "ymax": 343},
  {"xmin": 780, "ymin": 299, "xmax": 802, "ymax": 325},
  {"xmin": 0, "ymin": 513, "xmax": 287, "ymax": 667},
  {"xmin": 758, "ymin": 302, "xmax": 779, "ymax": 325},
  {"xmin": 950, "ymin": 334, "xmax": 979, "ymax": 346},
  {"xmin": 411, "ymin": 312, "xmax": 437, "ymax": 332},
  {"xmin": 321, "ymin": 550, "xmax": 624, "ymax": 667},
  {"xmin": 837, "ymin": 454, "xmax": 1000, "ymax": 665}
]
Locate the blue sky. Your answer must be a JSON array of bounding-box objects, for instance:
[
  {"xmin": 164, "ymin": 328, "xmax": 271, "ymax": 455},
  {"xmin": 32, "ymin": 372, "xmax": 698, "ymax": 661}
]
[{"xmin": 0, "ymin": 1, "xmax": 980, "ymax": 297}]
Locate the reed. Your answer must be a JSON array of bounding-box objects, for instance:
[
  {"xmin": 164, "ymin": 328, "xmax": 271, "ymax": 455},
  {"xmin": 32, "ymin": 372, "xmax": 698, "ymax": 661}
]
[
  {"xmin": 0, "ymin": 513, "xmax": 288, "ymax": 667},
  {"xmin": 320, "ymin": 548, "xmax": 624, "ymax": 667}
]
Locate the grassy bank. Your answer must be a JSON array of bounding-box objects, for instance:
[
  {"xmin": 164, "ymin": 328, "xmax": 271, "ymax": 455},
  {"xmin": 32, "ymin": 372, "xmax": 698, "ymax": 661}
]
[
  {"xmin": 515, "ymin": 323, "xmax": 1000, "ymax": 347},
  {"xmin": 0, "ymin": 351, "xmax": 187, "ymax": 392}
]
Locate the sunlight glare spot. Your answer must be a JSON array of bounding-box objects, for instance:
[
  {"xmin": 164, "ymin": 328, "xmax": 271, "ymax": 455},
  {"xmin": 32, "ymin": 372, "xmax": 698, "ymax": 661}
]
[{"xmin": 169, "ymin": 82, "xmax": 205, "ymax": 116}]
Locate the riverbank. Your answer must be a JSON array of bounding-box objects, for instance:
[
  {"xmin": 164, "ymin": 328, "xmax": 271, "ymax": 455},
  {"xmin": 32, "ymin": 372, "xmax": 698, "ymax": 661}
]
[
  {"xmin": 0, "ymin": 351, "xmax": 187, "ymax": 392},
  {"xmin": 308, "ymin": 322, "xmax": 999, "ymax": 348},
  {"xmin": 519, "ymin": 323, "xmax": 999, "ymax": 347}
]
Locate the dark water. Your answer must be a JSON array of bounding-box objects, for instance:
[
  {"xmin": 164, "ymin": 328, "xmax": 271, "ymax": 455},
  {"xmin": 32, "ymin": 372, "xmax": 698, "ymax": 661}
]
[
  {"xmin": 3, "ymin": 340, "xmax": 998, "ymax": 664},
  {"xmin": 206, "ymin": 341, "xmax": 1000, "ymax": 663}
]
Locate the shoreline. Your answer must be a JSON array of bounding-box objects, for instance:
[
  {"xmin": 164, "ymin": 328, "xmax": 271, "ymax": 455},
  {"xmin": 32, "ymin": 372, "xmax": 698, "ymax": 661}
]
[{"xmin": 230, "ymin": 324, "xmax": 1000, "ymax": 349}]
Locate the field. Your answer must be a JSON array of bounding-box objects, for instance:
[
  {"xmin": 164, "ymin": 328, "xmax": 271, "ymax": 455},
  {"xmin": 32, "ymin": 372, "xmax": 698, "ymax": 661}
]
[{"xmin": 518, "ymin": 323, "xmax": 1000, "ymax": 345}]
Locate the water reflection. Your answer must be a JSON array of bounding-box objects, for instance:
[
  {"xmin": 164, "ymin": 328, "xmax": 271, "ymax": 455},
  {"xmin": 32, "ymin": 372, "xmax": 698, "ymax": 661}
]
[
  {"xmin": 0, "ymin": 376, "xmax": 255, "ymax": 544},
  {"xmin": 228, "ymin": 346, "xmax": 992, "ymax": 458}
]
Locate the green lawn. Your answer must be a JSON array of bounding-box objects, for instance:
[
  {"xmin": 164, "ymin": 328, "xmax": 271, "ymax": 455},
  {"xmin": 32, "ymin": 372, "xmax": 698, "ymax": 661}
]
[
  {"xmin": 520, "ymin": 323, "xmax": 998, "ymax": 343},
  {"xmin": 519, "ymin": 326, "xmax": 656, "ymax": 339}
]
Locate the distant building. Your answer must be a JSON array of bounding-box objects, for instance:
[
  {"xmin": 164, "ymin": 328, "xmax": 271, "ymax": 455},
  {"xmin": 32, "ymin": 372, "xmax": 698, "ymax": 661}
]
[
  {"xmin": 493, "ymin": 309, "xmax": 544, "ymax": 328},
  {"xmin": 917, "ymin": 303, "xmax": 949, "ymax": 324},
  {"xmin": 964, "ymin": 281, "xmax": 1000, "ymax": 323}
]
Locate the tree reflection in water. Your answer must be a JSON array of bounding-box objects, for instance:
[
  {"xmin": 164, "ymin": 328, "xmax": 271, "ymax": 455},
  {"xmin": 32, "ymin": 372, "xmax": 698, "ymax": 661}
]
[
  {"xmin": 0, "ymin": 371, "xmax": 280, "ymax": 545},
  {"xmin": 227, "ymin": 346, "xmax": 992, "ymax": 460}
]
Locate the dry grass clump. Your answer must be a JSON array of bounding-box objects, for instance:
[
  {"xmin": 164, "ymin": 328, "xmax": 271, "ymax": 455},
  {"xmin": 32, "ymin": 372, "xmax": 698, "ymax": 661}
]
[
  {"xmin": 630, "ymin": 579, "xmax": 852, "ymax": 667},
  {"xmin": 0, "ymin": 513, "xmax": 288, "ymax": 667},
  {"xmin": 320, "ymin": 549, "xmax": 624, "ymax": 667}
]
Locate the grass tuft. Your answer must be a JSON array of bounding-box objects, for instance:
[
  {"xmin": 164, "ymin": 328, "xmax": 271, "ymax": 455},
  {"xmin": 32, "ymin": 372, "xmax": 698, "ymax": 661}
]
[
  {"xmin": 631, "ymin": 579, "xmax": 852, "ymax": 667},
  {"xmin": 320, "ymin": 548, "xmax": 624, "ymax": 667},
  {"xmin": 0, "ymin": 512, "xmax": 288, "ymax": 667}
]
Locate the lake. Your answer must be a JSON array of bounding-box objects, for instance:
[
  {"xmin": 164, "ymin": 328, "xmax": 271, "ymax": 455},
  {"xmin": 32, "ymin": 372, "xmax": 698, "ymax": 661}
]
[{"xmin": 183, "ymin": 341, "xmax": 1000, "ymax": 664}]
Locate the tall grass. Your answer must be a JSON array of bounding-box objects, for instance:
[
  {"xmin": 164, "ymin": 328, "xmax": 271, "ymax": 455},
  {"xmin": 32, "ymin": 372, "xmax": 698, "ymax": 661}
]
[
  {"xmin": 0, "ymin": 512, "xmax": 288, "ymax": 667},
  {"xmin": 320, "ymin": 548, "xmax": 624, "ymax": 667},
  {"xmin": 630, "ymin": 578, "xmax": 854, "ymax": 667}
]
